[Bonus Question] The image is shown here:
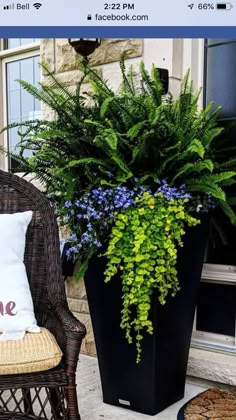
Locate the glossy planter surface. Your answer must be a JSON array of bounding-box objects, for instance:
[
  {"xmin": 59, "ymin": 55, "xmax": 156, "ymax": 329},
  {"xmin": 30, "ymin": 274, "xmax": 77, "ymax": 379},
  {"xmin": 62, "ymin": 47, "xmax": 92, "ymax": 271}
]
[{"xmin": 84, "ymin": 219, "xmax": 209, "ymax": 416}]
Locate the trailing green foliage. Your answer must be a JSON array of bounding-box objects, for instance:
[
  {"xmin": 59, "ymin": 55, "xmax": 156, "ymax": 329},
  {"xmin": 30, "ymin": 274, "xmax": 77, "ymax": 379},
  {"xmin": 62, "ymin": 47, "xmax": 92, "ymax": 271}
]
[{"xmin": 104, "ymin": 192, "xmax": 199, "ymax": 362}]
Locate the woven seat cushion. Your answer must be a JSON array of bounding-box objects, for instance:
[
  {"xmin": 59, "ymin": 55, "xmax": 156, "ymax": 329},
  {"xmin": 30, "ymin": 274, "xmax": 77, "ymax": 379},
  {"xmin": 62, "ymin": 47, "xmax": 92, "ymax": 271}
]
[{"xmin": 0, "ymin": 328, "xmax": 62, "ymax": 375}]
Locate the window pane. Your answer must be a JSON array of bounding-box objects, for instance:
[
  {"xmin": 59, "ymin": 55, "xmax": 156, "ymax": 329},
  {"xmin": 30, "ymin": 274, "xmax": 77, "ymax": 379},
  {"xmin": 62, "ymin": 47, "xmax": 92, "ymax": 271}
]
[
  {"xmin": 205, "ymin": 209, "xmax": 236, "ymax": 265},
  {"xmin": 20, "ymin": 56, "xmax": 34, "ymax": 84},
  {"xmin": 7, "ymin": 61, "xmax": 20, "ymax": 90},
  {"xmin": 21, "ymin": 90, "xmax": 34, "ymax": 118},
  {"xmin": 20, "ymin": 39, "xmax": 38, "ymax": 46},
  {"xmin": 5, "ymin": 39, "xmax": 39, "ymax": 49},
  {"xmin": 8, "ymin": 90, "xmax": 21, "ymax": 120},
  {"xmin": 196, "ymin": 282, "xmax": 236, "ymax": 336},
  {"xmin": 6, "ymin": 55, "xmax": 40, "ymax": 169}
]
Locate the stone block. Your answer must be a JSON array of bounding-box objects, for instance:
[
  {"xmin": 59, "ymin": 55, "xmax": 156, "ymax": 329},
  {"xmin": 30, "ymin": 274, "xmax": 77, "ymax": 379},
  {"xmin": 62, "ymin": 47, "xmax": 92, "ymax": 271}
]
[
  {"xmin": 59, "ymin": 225, "xmax": 72, "ymax": 240},
  {"xmin": 54, "ymin": 39, "xmax": 142, "ymax": 74},
  {"xmin": 43, "ymin": 70, "xmax": 83, "ymax": 87},
  {"xmin": 74, "ymin": 312, "xmax": 97, "ymax": 357},
  {"xmin": 65, "ymin": 275, "xmax": 87, "ymax": 300},
  {"xmin": 41, "ymin": 39, "xmax": 56, "ymax": 73},
  {"xmin": 188, "ymin": 348, "xmax": 236, "ymax": 385},
  {"xmin": 68, "ymin": 298, "xmax": 89, "ymax": 314},
  {"xmin": 90, "ymin": 39, "xmax": 143, "ymax": 66},
  {"xmin": 42, "ymin": 104, "xmax": 56, "ymax": 121},
  {"xmin": 55, "ymin": 39, "xmax": 81, "ymax": 73}
]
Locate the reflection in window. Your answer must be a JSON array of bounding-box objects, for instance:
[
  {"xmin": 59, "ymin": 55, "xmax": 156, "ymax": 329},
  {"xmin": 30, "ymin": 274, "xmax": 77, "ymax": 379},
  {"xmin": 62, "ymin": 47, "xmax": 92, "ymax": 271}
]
[
  {"xmin": 206, "ymin": 209, "xmax": 236, "ymax": 266},
  {"xmin": 6, "ymin": 55, "xmax": 40, "ymax": 170},
  {"xmin": 196, "ymin": 282, "xmax": 236, "ymax": 337}
]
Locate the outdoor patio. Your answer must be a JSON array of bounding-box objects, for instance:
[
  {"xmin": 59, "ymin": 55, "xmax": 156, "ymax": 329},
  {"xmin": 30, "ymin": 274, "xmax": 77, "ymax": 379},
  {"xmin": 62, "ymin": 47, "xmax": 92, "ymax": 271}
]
[{"xmin": 76, "ymin": 355, "xmax": 208, "ymax": 420}]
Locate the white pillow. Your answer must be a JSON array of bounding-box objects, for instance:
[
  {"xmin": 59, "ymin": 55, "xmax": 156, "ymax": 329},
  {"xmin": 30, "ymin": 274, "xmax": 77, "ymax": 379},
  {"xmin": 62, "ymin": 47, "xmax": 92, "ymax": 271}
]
[{"xmin": 0, "ymin": 211, "xmax": 40, "ymax": 341}]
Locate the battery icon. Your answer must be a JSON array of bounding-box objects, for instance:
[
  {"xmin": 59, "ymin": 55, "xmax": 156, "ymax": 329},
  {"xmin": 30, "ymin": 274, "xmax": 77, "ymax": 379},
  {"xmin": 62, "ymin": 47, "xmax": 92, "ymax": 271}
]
[{"xmin": 216, "ymin": 3, "xmax": 233, "ymax": 9}]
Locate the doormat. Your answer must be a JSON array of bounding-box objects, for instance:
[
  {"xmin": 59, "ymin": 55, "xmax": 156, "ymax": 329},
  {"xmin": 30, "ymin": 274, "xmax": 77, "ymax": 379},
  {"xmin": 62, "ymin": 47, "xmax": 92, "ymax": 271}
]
[{"xmin": 177, "ymin": 388, "xmax": 236, "ymax": 420}]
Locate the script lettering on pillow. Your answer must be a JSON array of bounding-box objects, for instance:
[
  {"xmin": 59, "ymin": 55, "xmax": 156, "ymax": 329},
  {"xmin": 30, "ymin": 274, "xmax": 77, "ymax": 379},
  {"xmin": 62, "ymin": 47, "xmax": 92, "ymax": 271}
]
[{"xmin": 0, "ymin": 302, "xmax": 17, "ymax": 317}]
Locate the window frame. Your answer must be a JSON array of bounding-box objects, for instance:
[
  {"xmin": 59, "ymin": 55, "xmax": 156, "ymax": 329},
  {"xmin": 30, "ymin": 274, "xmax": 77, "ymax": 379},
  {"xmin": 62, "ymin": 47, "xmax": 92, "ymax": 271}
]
[
  {"xmin": 192, "ymin": 263, "xmax": 236, "ymax": 354},
  {"xmin": 190, "ymin": 38, "xmax": 236, "ymax": 355},
  {"xmin": 0, "ymin": 40, "xmax": 40, "ymax": 175}
]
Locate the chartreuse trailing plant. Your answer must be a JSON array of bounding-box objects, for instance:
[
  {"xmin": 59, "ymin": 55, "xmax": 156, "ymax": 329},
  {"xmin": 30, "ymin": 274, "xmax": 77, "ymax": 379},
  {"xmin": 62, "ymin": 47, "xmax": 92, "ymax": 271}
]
[{"xmin": 104, "ymin": 189, "xmax": 198, "ymax": 363}]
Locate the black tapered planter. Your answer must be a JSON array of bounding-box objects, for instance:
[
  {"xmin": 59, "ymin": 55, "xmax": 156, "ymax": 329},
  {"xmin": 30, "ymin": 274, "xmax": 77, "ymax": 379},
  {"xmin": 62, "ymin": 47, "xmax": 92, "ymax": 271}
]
[{"xmin": 84, "ymin": 218, "xmax": 209, "ymax": 416}]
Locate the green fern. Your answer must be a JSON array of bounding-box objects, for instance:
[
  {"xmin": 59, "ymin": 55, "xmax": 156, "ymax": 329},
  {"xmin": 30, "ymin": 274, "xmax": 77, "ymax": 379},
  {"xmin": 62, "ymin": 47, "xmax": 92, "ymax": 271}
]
[{"xmin": 1, "ymin": 57, "xmax": 236, "ymax": 225}]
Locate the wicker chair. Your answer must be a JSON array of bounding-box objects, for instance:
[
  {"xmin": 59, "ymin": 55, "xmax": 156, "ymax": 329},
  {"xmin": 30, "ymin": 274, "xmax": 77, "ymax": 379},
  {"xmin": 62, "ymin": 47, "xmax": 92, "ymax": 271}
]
[{"xmin": 0, "ymin": 169, "xmax": 86, "ymax": 420}]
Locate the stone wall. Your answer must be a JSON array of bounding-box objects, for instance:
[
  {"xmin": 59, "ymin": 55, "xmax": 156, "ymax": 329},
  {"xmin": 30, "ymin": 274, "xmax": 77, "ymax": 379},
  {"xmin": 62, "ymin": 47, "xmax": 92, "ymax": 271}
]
[
  {"xmin": 65, "ymin": 265, "xmax": 97, "ymax": 356},
  {"xmin": 41, "ymin": 38, "xmax": 143, "ymax": 79}
]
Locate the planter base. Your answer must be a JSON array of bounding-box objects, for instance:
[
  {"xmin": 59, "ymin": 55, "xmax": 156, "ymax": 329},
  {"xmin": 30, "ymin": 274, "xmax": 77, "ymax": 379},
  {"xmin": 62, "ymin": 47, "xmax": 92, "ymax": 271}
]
[{"xmin": 84, "ymin": 219, "xmax": 209, "ymax": 415}]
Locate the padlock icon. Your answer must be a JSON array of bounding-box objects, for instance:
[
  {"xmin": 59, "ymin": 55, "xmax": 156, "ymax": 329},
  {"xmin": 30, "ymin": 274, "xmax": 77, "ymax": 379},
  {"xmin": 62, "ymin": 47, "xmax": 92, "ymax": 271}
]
[{"xmin": 87, "ymin": 14, "xmax": 92, "ymax": 20}]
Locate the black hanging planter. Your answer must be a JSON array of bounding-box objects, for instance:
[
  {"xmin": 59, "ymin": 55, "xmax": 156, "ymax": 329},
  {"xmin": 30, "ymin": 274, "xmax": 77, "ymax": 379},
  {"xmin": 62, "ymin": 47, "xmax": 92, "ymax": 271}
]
[{"xmin": 84, "ymin": 218, "xmax": 209, "ymax": 416}]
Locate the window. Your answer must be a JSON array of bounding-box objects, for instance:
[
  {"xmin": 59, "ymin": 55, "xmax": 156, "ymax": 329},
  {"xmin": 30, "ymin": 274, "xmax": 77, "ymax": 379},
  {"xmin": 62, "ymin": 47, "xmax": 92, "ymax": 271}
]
[
  {"xmin": 194, "ymin": 216, "xmax": 236, "ymax": 354},
  {"xmin": 191, "ymin": 40, "xmax": 236, "ymax": 355},
  {"xmin": 5, "ymin": 55, "xmax": 40, "ymax": 170},
  {"xmin": 4, "ymin": 39, "xmax": 39, "ymax": 50},
  {"xmin": 0, "ymin": 38, "xmax": 40, "ymax": 171},
  {"xmin": 192, "ymin": 262, "xmax": 236, "ymax": 353}
]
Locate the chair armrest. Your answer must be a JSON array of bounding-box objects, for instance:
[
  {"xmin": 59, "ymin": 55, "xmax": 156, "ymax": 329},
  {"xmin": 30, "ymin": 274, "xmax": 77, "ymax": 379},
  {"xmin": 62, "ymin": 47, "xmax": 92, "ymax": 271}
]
[
  {"xmin": 48, "ymin": 304, "xmax": 87, "ymax": 374},
  {"xmin": 54, "ymin": 304, "xmax": 87, "ymax": 339}
]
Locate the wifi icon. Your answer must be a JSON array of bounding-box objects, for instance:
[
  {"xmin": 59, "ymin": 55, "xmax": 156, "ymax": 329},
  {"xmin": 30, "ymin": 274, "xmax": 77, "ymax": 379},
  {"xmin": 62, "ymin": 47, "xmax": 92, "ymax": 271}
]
[{"xmin": 33, "ymin": 2, "xmax": 42, "ymax": 9}]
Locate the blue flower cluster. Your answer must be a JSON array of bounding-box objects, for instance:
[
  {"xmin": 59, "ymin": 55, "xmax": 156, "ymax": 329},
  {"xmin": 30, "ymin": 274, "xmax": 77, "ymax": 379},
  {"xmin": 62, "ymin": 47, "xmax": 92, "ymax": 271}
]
[
  {"xmin": 64, "ymin": 180, "xmax": 214, "ymax": 261},
  {"xmin": 156, "ymin": 180, "xmax": 192, "ymax": 200},
  {"xmin": 65, "ymin": 186, "xmax": 144, "ymax": 259},
  {"xmin": 74, "ymin": 186, "xmax": 139, "ymax": 218},
  {"xmin": 156, "ymin": 180, "xmax": 216, "ymax": 212}
]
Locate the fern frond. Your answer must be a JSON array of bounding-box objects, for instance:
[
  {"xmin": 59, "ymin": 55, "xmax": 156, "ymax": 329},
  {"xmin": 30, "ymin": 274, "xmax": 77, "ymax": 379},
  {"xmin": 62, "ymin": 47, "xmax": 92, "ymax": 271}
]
[
  {"xmin": 216, "ymin": 200, "xmax": 236, "ymax": 225},
  {"xmin": 187, "ymin": 181, "xmax": 226, "ymax": 201},
  {"xmin": 187, "ymin": 139, "xmax": 205, "ymax": 159},
  {"xmin": 66, "ymin": 158, "xmax": 110, "ymax": 168}
]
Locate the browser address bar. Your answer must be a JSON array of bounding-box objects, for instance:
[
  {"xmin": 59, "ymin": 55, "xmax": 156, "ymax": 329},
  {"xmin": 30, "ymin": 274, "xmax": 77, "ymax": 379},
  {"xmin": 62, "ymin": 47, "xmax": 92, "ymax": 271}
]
[{"xmin": 0, "ymin": 0, "xmax": 234, "ymax": 26}]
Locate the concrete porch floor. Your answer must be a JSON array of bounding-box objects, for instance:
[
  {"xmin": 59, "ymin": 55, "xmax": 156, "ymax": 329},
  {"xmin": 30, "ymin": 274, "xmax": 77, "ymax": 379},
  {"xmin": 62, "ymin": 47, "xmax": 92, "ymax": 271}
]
[{"xmin": 76, "ymin": 355, "xmax": 208, "ymax": 420}]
